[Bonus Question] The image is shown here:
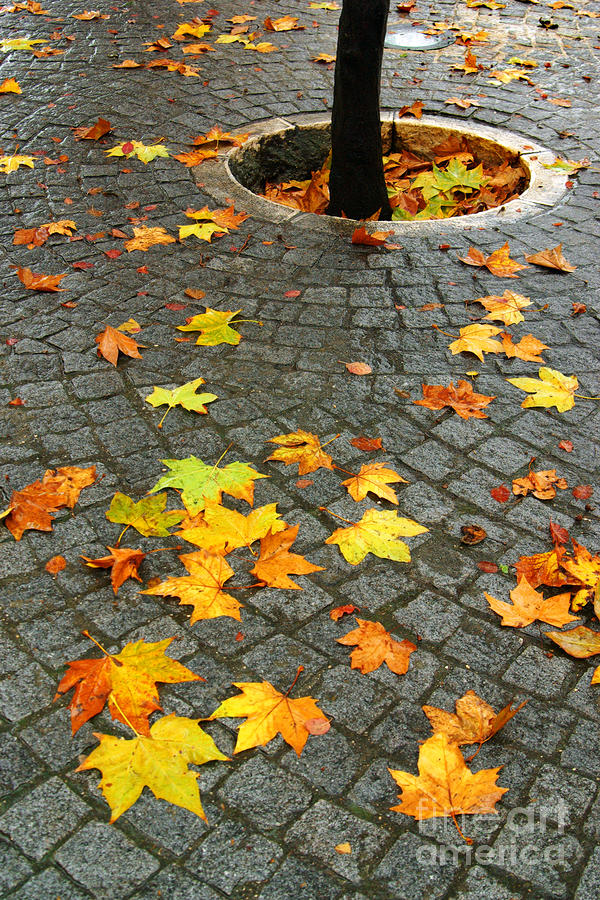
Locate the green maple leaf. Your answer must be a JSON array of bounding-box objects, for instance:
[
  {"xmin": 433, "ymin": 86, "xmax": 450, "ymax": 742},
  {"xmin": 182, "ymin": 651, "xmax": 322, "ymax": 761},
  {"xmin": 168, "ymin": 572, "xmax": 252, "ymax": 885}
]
[
  {"xmin": 412, "ymin": 160, "xmax": 486, "ymax": 201},
  {"xmin": 179, "ymin": 222, "xmax": 228, "ymax": 243},
  {"xmin": 0, "ymin": 38, "xmax": 46, "ymax": 51},
  {"xmin": 325, "ymin": 508, "xmax": 428, "ymax": 565},
  {"xmin": 106, "ymin": 492, "xmax": 185, "ymax": 539},
  {"xmin": 145, "ymin": 378, "xmax": 217, "ymax": 427},
  {"xmin": 150, "ymin": 455, "xmax": 267, "ymax": 514},
  {"xmin": 177, "ymin": 308, "xmax": 247, "ymax": 346}
]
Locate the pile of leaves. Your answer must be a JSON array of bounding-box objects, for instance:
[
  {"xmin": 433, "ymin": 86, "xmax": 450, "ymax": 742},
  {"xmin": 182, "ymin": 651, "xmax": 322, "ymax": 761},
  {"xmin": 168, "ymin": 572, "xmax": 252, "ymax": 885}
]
[{"xmin": 261, "ymin": 134, "xmax": 528, "ymax": 221}]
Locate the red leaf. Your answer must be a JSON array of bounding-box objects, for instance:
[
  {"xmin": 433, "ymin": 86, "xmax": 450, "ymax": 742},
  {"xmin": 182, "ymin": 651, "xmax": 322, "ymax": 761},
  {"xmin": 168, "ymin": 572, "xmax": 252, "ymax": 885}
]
[
  {"xmin": 121, "ymin": 141, "xmax": 134, "ymax": 154},
  {"xmin": 73, "ymin": 261, "xmax": 94, "ymax": 269},
  {"xmin": 477, "ymin": 561, "xmax": 499, "ymax": 574},
  {"xmin": 284, "ymin": 289, "xmax": 301, "ymax": 298},
  {"xmin": 8, "ymin": 397, "xmax": 24, "ymax": 406},
  {"xmin": 104, "ymin": 249, "xmax": 122, "ymax": 259},
  {"xmin": 330, "ymin": 604, "xmax": 360, "ymax": 621},
  {"xmin": 490, "ymin": 484, "xmax": 510, "ymax": 503},
  {"xmin": 549, "ymin": 521, "xmax": 570, "ymax": 545},
  {"xmin": 351, "ymin": 436, "xmax": 385, "ymax": 452},
  {"xmin": 558, "ymin": 440, "xmax": 573, "ymax": 452},
  {"xmin": 165, "ymin": 302, "xmax": 186, "ymax": 310},
  {"xmin": 573, "ymin": 485, "xmax": 593, "ymax": 500}
]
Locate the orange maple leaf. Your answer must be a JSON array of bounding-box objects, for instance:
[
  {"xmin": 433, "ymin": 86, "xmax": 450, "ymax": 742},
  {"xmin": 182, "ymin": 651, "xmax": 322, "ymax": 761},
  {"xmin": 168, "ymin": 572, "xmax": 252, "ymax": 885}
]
[
  {"xmin": 6, "ymin": 465, "xmax": 96, "ymax": 540},
  {"xmin": 389, "ymin": 732, "xmax": 507, "ymax": 840},
  {"xmin": 264, "ymin": 14, "xmax": 304, "ymax": 30},
  {"xmin": 72, "ymin": 117, "xmax": 112, "ymax": 140},
  {"xmin": 414, "ymin": 380, "xmax": 495, "ymax": 419},
  {"xmin": 81, "ymin": 546, "xmax": 146, "ymax": 594},
  {"xmin": 124, "ymin": 225, "xmax": 176, "ymax": 251},
  {"xmin": 330, "ymin": 603, "xmax": 360, "ymax": 621},
  {"xmin": 512, "ymin": 468, "xmax": 567, "ymax": 500},
  {"xmin": 458, "ymin": 242, "xmax": 528, "ymax": 277},
  {"xmin": 544, "ymin": 625, "xmax": 600, "ymax": 683},
  {"xmin": 500, "ymin": 332, "xmax": 548, "ymax": 363},
  {"xmin": 423, "ymin": 690, "xmax": 527, "ymax": 750},
  {"xmin": 514, "ymin": 546, "xmax": 568, "ymax": 589},
  {"xmin": 209, "ymin": 673, "xmax": 327, "ymax": 755},
  {"xmin": 351, "ymin": 225, "xmax": 393, "ymax": 246},
  {"xmin": 250, "ymin": 525, "xmax": 324, "ymax": 589},
  {"xmin": 524, "ymin": 243, "xmax": 576, "ymax": 272},
  {"xmin": 55, "ymin": 634, "xmax": 204, "ymax": 735},
  {"xmin": 266, "ymin": 429, "xmax": 335, "ymax": 475},
  {"xmin": 561, "ymin": 540, "xmax": 600, "ymax": 611},
  {"xmin": 141, "ymin": 549, "xmax": 242, "ymax": 623},
  {"xmin": 13, "ymin": 265, "xmax": 68, "ymax": 291},
  {"xmin": 337, "ymin": 618, "xmax": 416, "ymax": 674},
  {"xmin": 173, "ymin": 148, "xmax": 218, "ymax": 166},
  {"xmin": 485, "ymin": 575, "xmax": 578, "ymax": 628},
  {"xmin": 95, "ymin": 325, "xmax": 143, "ymax": 366}
]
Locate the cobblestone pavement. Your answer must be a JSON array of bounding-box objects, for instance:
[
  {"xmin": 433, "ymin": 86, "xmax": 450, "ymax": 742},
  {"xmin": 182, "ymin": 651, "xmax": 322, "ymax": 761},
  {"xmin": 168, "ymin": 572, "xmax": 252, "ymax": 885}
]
[{"xmin": 0, "ymin": 0, "xmax": 599, "ymax": 896}]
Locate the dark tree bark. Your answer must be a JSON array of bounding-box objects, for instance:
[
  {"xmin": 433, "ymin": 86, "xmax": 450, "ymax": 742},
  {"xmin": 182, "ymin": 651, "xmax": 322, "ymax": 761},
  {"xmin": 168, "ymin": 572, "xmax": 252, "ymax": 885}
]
[{"xmin": 327, "ymin": 0, "xmax": 392, "ymax": 220}]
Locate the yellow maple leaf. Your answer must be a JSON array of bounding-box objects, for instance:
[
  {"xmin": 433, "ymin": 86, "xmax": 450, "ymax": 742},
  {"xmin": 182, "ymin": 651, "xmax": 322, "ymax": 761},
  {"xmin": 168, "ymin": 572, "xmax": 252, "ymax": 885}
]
[
  {"xmin": 266, "ymin": 429, "xmax": 335, "ymax": 475},
  {"xmin": 177, "ymin": 502, "xmax": 287, "ymax": 554},
  {"xmin": 389, "ymin": 732, "xmax": 508, "ymax": 840},
  {"xmin": 448, "ymin": 324, "xmax": 504, "ymax": 362},
  {"xmin": 325, "ymin": 508, "xmax": 428, "ymax": 565},
  {"xmin": 179, "ymin": 221, "xmax": 228, "ymax": 242},
  {"xmin": 141, "ymin": 549, "xmax": 242, "ymax": 623},
  {"xmin": 423, "ymin": 690, "xmax": 526, "ymax": 747},
  {"xmin": 0, "ymin": 153, "xmax": 34, "ymax": 173},
  {"xmin": 0, "ymin": 77, "xmax": 21, "ymax": 93},
  {"xmin": 209, "ymin": 678, "xmax": 327, "ymax": 755},
  {"xmin": 124, "ymin": 225, "xmax": 176, "ymax": 251},
  {"xmin": 485, "ymin": 576, "xmax": 578, "ymax": 628},
  {"xmin": 475, "ymin": 290, "xmax": 532, "ymax": 325},
  {"xmin": 172, "ymin": 21, "xmax": 211, "ymax": 39},
  {"xmin": 77, "ymin": 714, "xmax": 227, "ymax": 822},
  {"xmin": 507, "ymin": 366, "xmax": 578, "ymax": 412},
  {"xmin": 342, "ymin": 462, "xmax": 408, "ymax": 504}
]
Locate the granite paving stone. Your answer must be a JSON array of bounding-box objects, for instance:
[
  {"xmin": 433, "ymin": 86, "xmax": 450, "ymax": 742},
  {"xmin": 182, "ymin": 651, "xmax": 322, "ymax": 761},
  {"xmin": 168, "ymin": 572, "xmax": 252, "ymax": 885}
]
[{"xmin": 0, "ymin": 0, "xmax": 598, "ymax": 895}]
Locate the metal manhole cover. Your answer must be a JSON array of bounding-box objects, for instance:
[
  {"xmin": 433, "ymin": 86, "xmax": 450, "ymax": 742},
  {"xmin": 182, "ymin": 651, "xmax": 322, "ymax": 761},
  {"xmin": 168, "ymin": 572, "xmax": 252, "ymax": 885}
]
[{"xmin": 384, "ymin": 28, "xmax": 455, "ymax": 50}]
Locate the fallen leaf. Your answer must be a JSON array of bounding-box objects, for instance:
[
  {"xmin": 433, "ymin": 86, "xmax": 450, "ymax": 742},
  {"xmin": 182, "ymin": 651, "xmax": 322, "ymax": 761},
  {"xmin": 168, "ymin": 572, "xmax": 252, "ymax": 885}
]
[
  {"xmin": 458, "ymin": 243, "xmax": 528, "ymax": 277},
  {"xmin": 351, "ymin": 436, "xmax": 384, "ymax": 452},
  {"xmin": 448, "ymin": 323, "xmax": 503, "ymax": 361},
  {"xmin": 500, "ymin": 332, "xmax": 548, "ymax": 363},
  {"xmin": 45, "ymin": 554, "xmax": 67, "ymax": 574},
  {"xmin": 549, "ymin": 521, "xmax": 570, "ymax": 545},
  {"xmin": 325, "ymin": 508, "xmax": 427, "ymax": 565},
  {"xmin": 13, "ymin": 265, "xmax": 68, "ymax": 291},
  {"xmin": 0, "ymin": 77, "xmax": 21, "ymax": 93},
  {"xmin": 451, "ymin": 50, "xmax": 481, "ymax": 74},
  {"xmin": 184, "ymin": 288, "xmax": 205, "ymax": 300},
  {"xmin": 460, "ymin": 524, "xmax": 487, "ymax": 545},
  {"xmin": 145, "ymin": 378, "xmax": 217, "ymax": 426},
  {"xmin": 571, "ymin": 303, "xmax": 586, "ymax": 316},
  {"xmin": 311, "ymin": 51, "xmax": 336, "ymax": 63},
  {"xmin": 559, "ymin": 440, "xmax": 573, "ymax": 452},
  {"xmin": 475, "ymin": 290, "xmax": 532, "ymax": 325},
  {"xmin": 56, "ymin": 635, "xmax": 203, "ymax": 735},
  {"xmin": 342, "ymin": 462, "xmax": 408, "ymax": 504},
  {"xmin": 177, "ymin": 502, "xmax": 287, "ymax": 555},
  {"xmin": 267, "ymin": 430, "xmax": 335, "ymax": 475},
  {"xmin": 6, "ymin": 465, "xmax": 96, "ymax": 540},
  {"xmin": 423, "ymin": 690, "xmax": 526, "ymax": 748},
  {"xmin": 250, "ymin": 525, "xmax": 324, "ymax": 589},
  {"xmin": 573, "ymin": 485, "xmax": 593, "ymax": 500},
  {"xmin": 177, "ymin": 308, "xmax": 250, "ymax": 345},
  {"xmin": 81, "ymin": 546, "xmax": 146, "ymax": 594},
  {"xmin": 337, "ymin": 618, "xmax": 416, "ymax": 674},
  {"xmin": 351, "ymin": 225, "xmax": 393, "ymax": 246},
  {"xmin": 142, "ymin": 549, "xmax": 242, "ymax": 622},
  {"xmin": 485, "ymin": 575, "xmax": 578, "ymax": 627},
  {"xmin": 95, "ymin": 325, "xmax": 143, "ymax": 366},
  {"xmin": 545, "ymin": 625, "xmax": 600, "ymax": 682},
  {"xmin": 477, "ymin": 561, "xmax": 499, "ymax": 573},
  {"xmin": 150, "ymin": 455, "xmax": 266, "ymax": 514},
  {"xmin": 0, "ymin": 153, "xmax": 35, "ymax": 172},
  {"xmin": 512, "ymin": 469, "xmax": 568, "ymax": 500},
  {"xmin": 106, "ymin": 492, "xmax": 184, "ymax": 538},
  {"xmin": 264, "ymin": 15, "xmax": 304, "ymax": 30},
  {"xmin": 335, "ymin": 842, "xmax": 352, "ymax": 854},
  {"xmin": 507, "ymin": 367, "xmax": 578, "ymax": 412},
  {"xmin": 561, "ymin": 540, "xmax": 600, "ymax": 611},
  {"xmin": 389, "ymin": 732, "xmax": 507, "ymax": 838},
  {"xmin": 73, "ymin": 117, "xmax": 111, "ymax": 140},
  {"xmin": 209, "ymin": 675, "xmax": 326, "ymax": 755},
  {"xmin": 330, "ymin": 604, "xmax": 360, "ymax": 621},
  {"xmin": 398, "ymin": 101, "xmax": 423, "ymax": 118},
  {"xmin": 524, "ymin": 244, "xmax": 576, "ymax": 272},
  {"xmin": 414, "ymin": 380, "xmax": 495, "ymax": 419},
  {"xmin": 342, "ymin": 361, "xmax": 373, "ymax": 375},
  {"xmin": 124, "ymin": 225, "xmax": 176, "ymax": 251},
  {"xmin": 77, "ymin": 714, "xmax": 226, "ymax": 822},
  {"xmin": 490, "ymin": 484, "xmax": 510, "ymax": 503},
  {"xmin": 106, "ymin": 140, "xmax": 170, "ymax": 164}
]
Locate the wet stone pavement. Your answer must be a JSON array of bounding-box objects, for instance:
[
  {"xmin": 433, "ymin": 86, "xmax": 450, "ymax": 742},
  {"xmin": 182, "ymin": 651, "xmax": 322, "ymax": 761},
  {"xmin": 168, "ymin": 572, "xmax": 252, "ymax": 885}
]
[{"xmin": 0, "ymin": 0, "xmax": 599, "ymax": 896}]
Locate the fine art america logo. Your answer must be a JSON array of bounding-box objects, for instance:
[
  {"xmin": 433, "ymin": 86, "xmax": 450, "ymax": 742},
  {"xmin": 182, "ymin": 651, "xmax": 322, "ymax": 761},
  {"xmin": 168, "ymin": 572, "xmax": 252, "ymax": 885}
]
[{"xmin": 415, "ymin": 801, "xmax": 568, "ymax": 867}]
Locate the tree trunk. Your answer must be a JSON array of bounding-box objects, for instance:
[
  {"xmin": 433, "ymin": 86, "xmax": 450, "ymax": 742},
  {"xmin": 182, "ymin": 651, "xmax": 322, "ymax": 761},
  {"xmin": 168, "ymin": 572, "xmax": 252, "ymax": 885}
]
[{"xmin": 327, "ymin": 0, "xmax": 392, "ymax": 220}]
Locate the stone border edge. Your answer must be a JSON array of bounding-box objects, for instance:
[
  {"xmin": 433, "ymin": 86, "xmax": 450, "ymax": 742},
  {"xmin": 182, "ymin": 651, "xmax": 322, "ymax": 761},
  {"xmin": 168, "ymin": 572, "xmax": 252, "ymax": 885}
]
[{"xmin": 193, "ymin": 112, "xmax": 569, "ymax": 235}]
